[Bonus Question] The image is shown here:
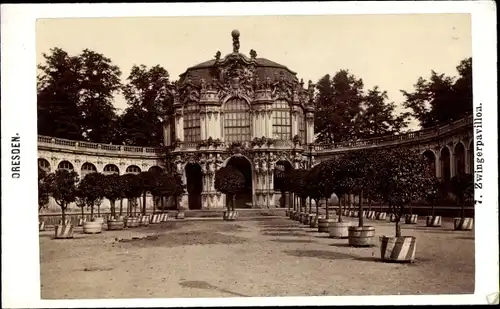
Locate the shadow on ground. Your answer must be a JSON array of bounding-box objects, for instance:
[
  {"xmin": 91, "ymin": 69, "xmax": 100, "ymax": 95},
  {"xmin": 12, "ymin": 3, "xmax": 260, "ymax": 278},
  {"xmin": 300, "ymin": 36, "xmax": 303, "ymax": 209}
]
[
  {"xmin": 115, "ymin": 231, "xmax": 248, "ymax": 248},
  {"xmin": 455, "ymin": 236, "xmax": 475, "ymax": 240},
  {"xmin": 409, "ymin": 226, "xmax": 475, "ymax": 235},
  {"xmin": 284, "ymin": 249, "xmax": 353, "ymax": 260},
  {"xmin": 271, "ymin": 239, "xmax": 317, "ymax": 244},
  {"xmin": 179, "ymin": 280, "xmax": 249, "ymax": 297},
  {"xmin": 261, "ymin": 231, "xmax": 307, "ymax": 237},
  {"xmin": 260, "ymin": 228, "xmax": 305, "ymax": 233}
]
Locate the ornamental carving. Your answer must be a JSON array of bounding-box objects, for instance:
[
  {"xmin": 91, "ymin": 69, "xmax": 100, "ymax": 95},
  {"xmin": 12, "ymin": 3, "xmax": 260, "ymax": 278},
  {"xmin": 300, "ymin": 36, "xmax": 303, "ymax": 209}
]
[
  {"xmin": 214, "ymin": 56, "xmax": 257, "ymax": 100},
  {"xmin": 182, "ymin": 152, "xmax": 200, "ymax": 165},
  {"xmin": 271, "ymin": 71, "xmax": 295, "ymax": 101},
  {"xmin": 178, "ymin": 75, "xmax": 200, "ymax": 103},
  {"xmin": 174, "ymin": 30, "xmax": 314, "ymax": 109}
]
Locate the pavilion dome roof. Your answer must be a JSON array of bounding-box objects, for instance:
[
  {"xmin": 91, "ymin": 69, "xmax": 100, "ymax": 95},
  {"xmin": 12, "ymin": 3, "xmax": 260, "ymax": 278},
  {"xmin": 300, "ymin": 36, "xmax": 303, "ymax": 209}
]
[{"xmin": 178, "ymin": 30, "xmax": 299, "ymax": 87}]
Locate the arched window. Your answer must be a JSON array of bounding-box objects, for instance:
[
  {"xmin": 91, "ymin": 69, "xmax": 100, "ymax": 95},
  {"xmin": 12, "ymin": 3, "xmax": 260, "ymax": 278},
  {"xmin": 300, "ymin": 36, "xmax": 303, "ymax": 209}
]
[
  {"xmin": 223, "ymin": 98, "xmax": 251, "ymax": 142},
  {"xmin": 81, "ymin": 163, "xmax": 97, "ymax": 176},
  {"xmin": 149, "ymin": 166, "xmax": 163, "ymax": 174},
  {"xmin": 298, "ymin": 108, "xmax": 306, "ymax": 143},
  {"xmin": 183, "ymin": 104, "xmax": 201, "ymax": 142},
  {"xmin": 57, "ymin": 161, "xmax": 74, "ymax": 171},
  {"xmin": 38, "ymin": 158, "xmax": 51, "ymax": 172},
  {"xmin": 103, "ymin": 164, "xmax": 119, "ymax": 175},
  {"xmin": 126, "ymin": 165, "xmax": 141, "ymax": 174},
  {"xmin": 272, "ymin": 100, "xmax": 291, "ymax": 140}
]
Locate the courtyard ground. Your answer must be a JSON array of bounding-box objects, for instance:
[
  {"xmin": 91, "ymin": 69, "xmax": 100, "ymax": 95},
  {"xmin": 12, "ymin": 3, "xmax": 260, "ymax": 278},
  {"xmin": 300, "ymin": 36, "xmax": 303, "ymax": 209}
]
[{"xmin": 39, "ymin": 215, "xmax": 475, "ymax": 299}]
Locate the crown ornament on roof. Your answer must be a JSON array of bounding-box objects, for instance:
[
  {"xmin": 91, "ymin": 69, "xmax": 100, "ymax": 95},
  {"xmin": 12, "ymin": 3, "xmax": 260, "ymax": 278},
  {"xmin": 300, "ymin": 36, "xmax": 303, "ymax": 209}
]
[{"xmin": 231, "ymin": 29, "xmax": 240, "ymax": 53}]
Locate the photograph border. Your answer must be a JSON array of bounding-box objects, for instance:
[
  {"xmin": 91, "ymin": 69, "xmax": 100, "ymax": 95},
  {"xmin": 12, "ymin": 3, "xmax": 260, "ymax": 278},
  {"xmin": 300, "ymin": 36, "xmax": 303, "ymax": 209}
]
[{"xmin": 1, "ymin": 2, "xmax": 497, "ymax": 307}]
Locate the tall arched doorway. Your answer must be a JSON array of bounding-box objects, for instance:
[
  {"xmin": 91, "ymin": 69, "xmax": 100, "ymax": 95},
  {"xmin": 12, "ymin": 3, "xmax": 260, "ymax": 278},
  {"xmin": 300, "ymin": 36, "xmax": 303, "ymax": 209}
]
[
  {"xmin": 454, "ymin": 142, "xmax": 466, "ymax": 176},
  {"xmin": 440, "ymin": 147, "xmax": 451, "ymax": 181},
  {"xmin": 422, "ymin": 150, "xmax": 436, "ymax": 177},
  {"xmin": 226, "ymin": 155, "xmax": 253, "ymax": 208},
  {"xmin": 274, "ymin": 160, "xmax": 293, "ymax": 208},
  {"xmin": 185, "ymin": 163, "xmax": 203, "ymax": 210}
]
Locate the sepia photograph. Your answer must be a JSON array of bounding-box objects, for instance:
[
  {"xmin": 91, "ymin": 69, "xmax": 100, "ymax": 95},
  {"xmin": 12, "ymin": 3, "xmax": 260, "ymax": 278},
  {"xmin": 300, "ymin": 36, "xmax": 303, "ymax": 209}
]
[{"xmin": 1, "ymin": 2, "xmax": 498, "ymax": 307}]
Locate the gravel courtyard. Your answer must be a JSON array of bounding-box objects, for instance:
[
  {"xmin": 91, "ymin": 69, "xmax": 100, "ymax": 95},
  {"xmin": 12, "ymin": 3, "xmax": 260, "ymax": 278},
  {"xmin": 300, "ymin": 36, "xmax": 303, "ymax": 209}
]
[{"xmin": 39, "ymin": 216, "xmax": 475, "ymax": 299}]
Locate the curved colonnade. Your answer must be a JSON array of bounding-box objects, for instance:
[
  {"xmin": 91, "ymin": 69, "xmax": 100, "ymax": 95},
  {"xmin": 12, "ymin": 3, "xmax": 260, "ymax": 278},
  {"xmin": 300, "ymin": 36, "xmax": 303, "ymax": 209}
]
[{"xmin": 38, "ymin": 114, "xmax": 473, "ymax": 212}]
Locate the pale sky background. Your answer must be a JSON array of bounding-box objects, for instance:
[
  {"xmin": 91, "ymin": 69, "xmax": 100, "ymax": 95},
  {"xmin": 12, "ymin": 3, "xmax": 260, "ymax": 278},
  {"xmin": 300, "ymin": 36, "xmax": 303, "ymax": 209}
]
[{"xmin": 36, "ymin": 14, "xmax": 471, "ymax": 130}]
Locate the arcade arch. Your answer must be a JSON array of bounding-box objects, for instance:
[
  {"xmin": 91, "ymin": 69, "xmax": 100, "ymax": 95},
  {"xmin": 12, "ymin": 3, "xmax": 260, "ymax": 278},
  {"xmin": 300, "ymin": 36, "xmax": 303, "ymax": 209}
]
[
  {"xmin": 57, "ymin": 161, "xmax": 74, "ymax": 171},
  {"xmin": 185, "ymin": 163, "xmax": 203, "ymax": 210},
  {"xmin": 225, "ymin": 155, "xmax": 253, "ymax": 208}
]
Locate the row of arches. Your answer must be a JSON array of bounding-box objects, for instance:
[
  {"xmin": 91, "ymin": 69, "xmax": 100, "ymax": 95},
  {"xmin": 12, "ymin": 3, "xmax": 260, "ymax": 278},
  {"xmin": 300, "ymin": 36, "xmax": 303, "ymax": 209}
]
[
  {"xmin": 38, "ymin": 159, "xmax": 164, "ymax": 176},
  {"xmin": 183, "ymin": 98, "xmax": 307, "ymax": 143},
  {"xmin": 422, "ymin": 140, "xmax": 473, "ymax": 181}
]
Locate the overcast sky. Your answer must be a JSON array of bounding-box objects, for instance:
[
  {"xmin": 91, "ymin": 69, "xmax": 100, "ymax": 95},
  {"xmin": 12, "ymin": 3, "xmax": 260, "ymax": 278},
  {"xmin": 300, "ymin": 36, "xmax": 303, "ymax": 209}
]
[{"xmin": 36, "ymin": 14, "xmax": 471, "ymax": 130}]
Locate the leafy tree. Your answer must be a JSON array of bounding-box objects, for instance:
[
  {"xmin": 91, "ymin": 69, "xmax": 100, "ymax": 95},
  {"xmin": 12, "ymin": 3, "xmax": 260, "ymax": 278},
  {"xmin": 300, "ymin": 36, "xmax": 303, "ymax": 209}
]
[
  {"xmin": 281, "ymin": 167, "xmax": 297, "ymax": 211},
  {"xmin": 78, "ymin": 49, "xmax": 122, "ymax": 143},
  {"xmin": 274, "ymin": 162, "xmax": 293, "ymax": 208},
  {"xmin": 151, "ymin": 172, "xmax": 185, "ymax": 211},
  {"xmin": 214, "ymin": 166, "xmax": 246, "ymax": 212},
  {"xmin": 314, "ymin": 70, "xmax": 364, "ymax": 143},
  {"xmin": 450, "ymin": 173, "xmax": 474, "ymax": 219},
  {"xmin": 340, "ymin": 150, "xmax": 379, "ymax": 227},
  {"xmin": 423, "ymin": 176, "xmax": 441, "ymax": 217},
  {"xmin": 374, "ymin": 148, "xmax": 435, "ymax": 237},
  {"xmin": 358, "ymin": 86, "xmax": 409, "ymax": 139},
  {"xmin": 37, "ymin": 48, "xmax": 122, "ymax": 143},
  {"xmin": 78, "ymin": 172, "xmax": 105, "ymax": 219},
  {"xmin": 401, "ymin": 57, "xmax": 472, "ymax": 128},
  {"xmin": 37, "ymin": 48, "xmax": 83, "ymax": 140},
  {"xmin": 38, "ymin": 167, "xmax": 51, "ymax": 211},
  {"xmin": 137, "ymin": 171, "xmax": 158, "ymax": 215},
  {"xmin": 289, "ymin": 169, "xmax": 310, "ymax": 214},
  {"xmin": 121, "ymin": 174, "xmax": 143, "ymax": 217},
  {"xmin": 74, "ymin": 186, "xmax": 87, "ymax": 222},
  {"xmin": 102, "ymin": 174, "xmax": 123, "ymax": 218},
  {"xmin": 312, "ymin": 160, "xmax": 338, "ymax": 219},
  {"xmin": 121, "ymin": 65, "xmax": 174, "ymax": 147},
  {"xmin": 304, "ymin": 166, "xmax": 324, "ymax": 217},
  {"xmin": 47, "ymin": 169, "xmax": 79, "ymax": 225}
]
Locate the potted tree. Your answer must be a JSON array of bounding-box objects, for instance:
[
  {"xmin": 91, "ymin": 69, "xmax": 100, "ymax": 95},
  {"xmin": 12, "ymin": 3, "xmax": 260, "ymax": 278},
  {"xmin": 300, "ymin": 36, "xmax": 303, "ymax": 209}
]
[
  {"xmin": 282, "ymin": 169, "xmax": 295, "ymax": 219},
  {"xmin": 79, "ymin": 173, "xmax": 105, "ymax": 234},
  {"xmin": 290, "ymin": 169, "xmax": 309, "ymax": 224},
  {"xmin": 425, "ymin": 176, "xmax": 442, "ymax": 227},
  {"xmin": 214, "ymin": 166, "xmax": 245, "ymax": 221},
  {"xmin": 122, "ymin": 174, "xmax": 143, "ymax": 228},
  {"xmin": 376, "ymin": 148, "xmax": 434, "ymax": 263},
  {"xmin": 138, "ymin": 171, "xmax": 155, "ymax": 223},
  {"xmin": 49, "ymin": 169, "xmax": 79, "ymax": 239},
  {"xmin": 450, "ymin": 174, "xmax": 474, "ymax": 230},
  {"xmin": 74, "ymin": 186, "xmax": 87, "ymax": 227},
  {"xmin": 103, "ymin": 174, "xmax": 125, "ymax": 230},
  {"xmin": 38, "ymin": 167, "xmax": 51, "ymax": 231},
  {"xmin": 304, "ymin": 166, "xmax": 325, "ymax": 228},
  {"xmin": 323, "ymin": 157, "xmax": 352, "ymax": 239},
  {"xmin": 313, "ymin": 161, "xmax": 337, "ymax": 233},
  {"xmin": 174, "ymin": 173, "xmax": 187, "ymax": 219},
  {"xmin": 345, "ymin": 150, "xmax": 377, "ymax": 247}
]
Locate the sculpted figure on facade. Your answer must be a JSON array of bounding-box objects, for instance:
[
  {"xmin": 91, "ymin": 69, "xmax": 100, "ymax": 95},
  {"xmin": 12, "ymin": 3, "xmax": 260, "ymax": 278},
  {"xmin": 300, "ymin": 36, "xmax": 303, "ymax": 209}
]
[
  {"xmin": 179, "ymin": 75, "xmax": 201, "ymax": 103},
  {"xmin": 253, "ymin": 156, "xmax": 261, "ymax": 174},
  {"xmin": 261, "ymin": 159, "xmax": 268, "ymax": 174}
]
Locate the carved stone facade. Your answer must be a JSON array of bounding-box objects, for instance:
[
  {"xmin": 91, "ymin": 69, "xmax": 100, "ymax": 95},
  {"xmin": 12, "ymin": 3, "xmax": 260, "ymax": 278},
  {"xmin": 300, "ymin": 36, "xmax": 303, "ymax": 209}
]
[{"xmin": 162, "ymin": 30, "xmax": 316, "ymax": 209}]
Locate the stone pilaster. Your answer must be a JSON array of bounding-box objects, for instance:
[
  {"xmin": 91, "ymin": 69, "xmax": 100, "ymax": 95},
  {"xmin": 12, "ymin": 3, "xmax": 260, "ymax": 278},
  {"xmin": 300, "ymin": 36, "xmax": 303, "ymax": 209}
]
[
  {"xmin": 175, "ymin": 111, "xmax": 184, "ymax": 141},
  {"xmin": 200, "ymin": 111, "xmax": 207, "ymax": 140},
  {"xmin": 306, "ymin": 112, "xmax": 314, "ymax": 144},
  {"xmin": 266, "ymin": 110, "xmax": 273, "ymax": 138},
  {"xmin": 291, "ymin": 110, "xmax": 298, "ymax": 137}
]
